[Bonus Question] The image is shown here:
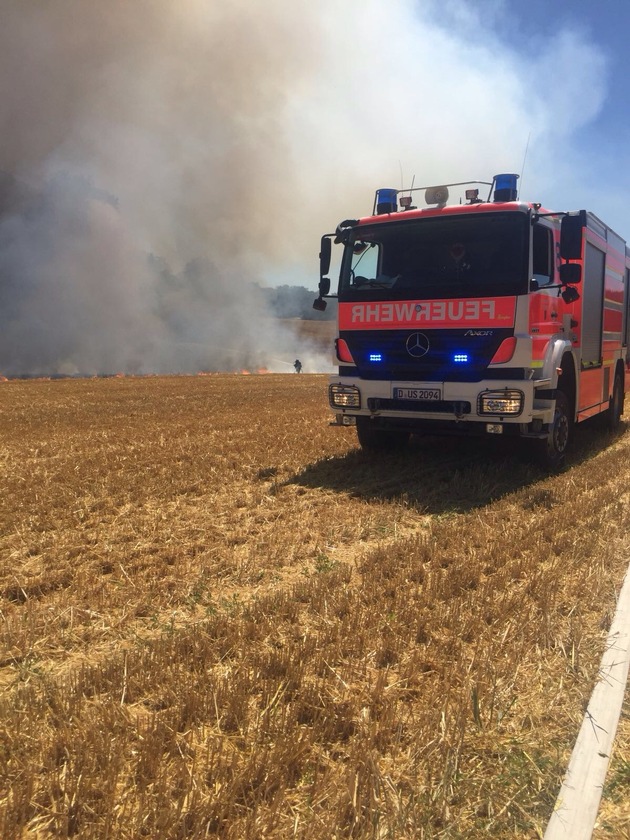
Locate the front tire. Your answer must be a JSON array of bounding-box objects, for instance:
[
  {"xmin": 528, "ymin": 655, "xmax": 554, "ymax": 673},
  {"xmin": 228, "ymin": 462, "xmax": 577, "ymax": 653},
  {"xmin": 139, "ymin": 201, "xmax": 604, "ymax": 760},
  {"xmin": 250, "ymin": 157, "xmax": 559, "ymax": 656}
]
[
  {"xmin": 356, "ymin": 417, "xmax": 410, "ymax": 451},
  {"xmin": 535, "ymin": 390, "xmax": 572, "ymax": 470}
]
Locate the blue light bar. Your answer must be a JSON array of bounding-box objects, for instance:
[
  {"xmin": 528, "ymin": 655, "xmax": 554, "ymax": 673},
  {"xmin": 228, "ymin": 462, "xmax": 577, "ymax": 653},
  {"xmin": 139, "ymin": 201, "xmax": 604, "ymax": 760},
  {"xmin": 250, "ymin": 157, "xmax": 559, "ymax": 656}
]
[
  {"xmin": 368, "ymin": 352, "xmax": 383, "ymax": 362},
  {"xmin": 375, "ymin": 188, "xmax": 398, "ymax": 215},
  {"xmin": 493, "ymin": 173, "xmax": 519, "ymax": 202},
  {"xmin": 453, "ymin": 353, "xmax": 469, "ymax": 363}
]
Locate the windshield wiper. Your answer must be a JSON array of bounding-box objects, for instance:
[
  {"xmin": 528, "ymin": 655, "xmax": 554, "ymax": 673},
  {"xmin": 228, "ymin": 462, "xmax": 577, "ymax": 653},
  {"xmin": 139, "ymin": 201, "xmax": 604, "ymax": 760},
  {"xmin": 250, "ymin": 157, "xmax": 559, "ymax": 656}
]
[{"xmin": 352, "ymin": 273, "xmax": 401, "ymax": 289}]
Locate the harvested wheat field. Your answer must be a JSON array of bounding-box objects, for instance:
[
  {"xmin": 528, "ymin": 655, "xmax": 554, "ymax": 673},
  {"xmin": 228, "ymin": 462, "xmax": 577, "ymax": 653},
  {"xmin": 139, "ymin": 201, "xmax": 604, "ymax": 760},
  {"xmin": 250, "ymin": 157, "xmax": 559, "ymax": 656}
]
[{"xmin": 0, "ymin": 374, "xmax": 629, "ymax": 839}]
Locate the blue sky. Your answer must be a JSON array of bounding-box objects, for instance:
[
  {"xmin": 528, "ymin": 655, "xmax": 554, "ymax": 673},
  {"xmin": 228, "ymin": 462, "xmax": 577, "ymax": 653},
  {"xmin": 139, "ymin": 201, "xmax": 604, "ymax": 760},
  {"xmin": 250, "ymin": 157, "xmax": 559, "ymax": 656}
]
[
  {"xmin": 420, "ymin": 1, "xmax": 629, "ymax": 230},
  {"xmin": 501, "ymin": 1, "xmax": 630, "ymax": 141},
  {"xmin": 269, "ymin": 0, "xmax": 630, "ymax": 287}
]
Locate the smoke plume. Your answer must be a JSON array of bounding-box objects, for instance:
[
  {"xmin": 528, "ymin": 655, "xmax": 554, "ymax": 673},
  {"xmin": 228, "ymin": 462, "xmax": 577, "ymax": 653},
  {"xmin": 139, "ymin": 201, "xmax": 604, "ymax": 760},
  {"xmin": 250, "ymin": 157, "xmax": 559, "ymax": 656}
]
[{"xmin": 0, "ymin": 0, "xmax": 607, "ymax": 375}]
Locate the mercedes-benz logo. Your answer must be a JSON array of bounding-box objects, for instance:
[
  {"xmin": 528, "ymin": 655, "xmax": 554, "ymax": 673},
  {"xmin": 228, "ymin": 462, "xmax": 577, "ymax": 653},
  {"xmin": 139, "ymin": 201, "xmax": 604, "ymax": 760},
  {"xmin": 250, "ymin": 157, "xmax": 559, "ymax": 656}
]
[{"xmin": 406, "ymin": 332, "xmax": 430, "ymax": 358}]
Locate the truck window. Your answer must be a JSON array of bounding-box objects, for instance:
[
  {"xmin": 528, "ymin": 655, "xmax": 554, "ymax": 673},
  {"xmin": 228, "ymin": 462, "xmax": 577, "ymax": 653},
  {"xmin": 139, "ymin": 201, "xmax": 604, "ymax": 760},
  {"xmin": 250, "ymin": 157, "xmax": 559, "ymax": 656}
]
[
  {"xmin": 349, "ymin": 241, "xmax": 381, "ymax": 286},
  {"xmin": 532, "ymin": 224, "xmax": 554, "ymax": 283},
  {"xmin": 339, "ymin": 212, "xmax": 529, "ymax": 300}
]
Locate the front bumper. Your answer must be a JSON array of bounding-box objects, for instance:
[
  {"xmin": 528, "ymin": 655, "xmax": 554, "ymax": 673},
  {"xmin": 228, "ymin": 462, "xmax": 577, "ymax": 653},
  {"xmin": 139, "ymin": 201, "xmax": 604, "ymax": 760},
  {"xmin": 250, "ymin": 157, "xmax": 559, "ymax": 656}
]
[{"xmin": 329, "ymin": 376, "xmax": 555, "ymax": 435}]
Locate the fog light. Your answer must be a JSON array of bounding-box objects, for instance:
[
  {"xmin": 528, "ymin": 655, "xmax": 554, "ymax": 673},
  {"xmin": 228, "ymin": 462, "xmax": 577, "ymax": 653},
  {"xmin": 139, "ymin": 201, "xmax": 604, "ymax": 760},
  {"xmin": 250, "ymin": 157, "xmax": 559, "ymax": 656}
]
[
  {"xmin": 330, "ymin": 384, "xmax": 361, "ymax": 409},
  {"xmin": 478, "ymin": 389, "xmax": 523, "ymax": 416}
]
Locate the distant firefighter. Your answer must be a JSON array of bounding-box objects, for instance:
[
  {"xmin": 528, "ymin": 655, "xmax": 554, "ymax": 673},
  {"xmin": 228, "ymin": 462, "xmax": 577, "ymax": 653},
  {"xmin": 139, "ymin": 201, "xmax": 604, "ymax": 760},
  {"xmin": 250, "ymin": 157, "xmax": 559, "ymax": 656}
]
[{"xmin": 294, "ymin": 359, "xmax": 302, "ymax": 373}]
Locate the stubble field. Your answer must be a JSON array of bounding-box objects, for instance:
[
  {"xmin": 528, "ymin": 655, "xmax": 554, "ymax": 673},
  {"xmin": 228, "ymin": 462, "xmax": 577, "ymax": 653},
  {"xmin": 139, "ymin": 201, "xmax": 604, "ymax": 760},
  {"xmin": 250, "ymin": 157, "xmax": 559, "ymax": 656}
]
[{"xmin": 0, "ymin": 374, "xmax": 629, "ymax": 838}]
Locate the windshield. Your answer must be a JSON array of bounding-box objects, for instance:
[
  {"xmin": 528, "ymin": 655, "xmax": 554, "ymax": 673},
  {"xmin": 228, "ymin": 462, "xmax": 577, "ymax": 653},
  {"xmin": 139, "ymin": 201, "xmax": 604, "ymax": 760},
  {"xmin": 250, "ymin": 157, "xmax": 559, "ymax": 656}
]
[{"xmin": 339, "ymin": 212, "xmax": 529, "ymax": 300}]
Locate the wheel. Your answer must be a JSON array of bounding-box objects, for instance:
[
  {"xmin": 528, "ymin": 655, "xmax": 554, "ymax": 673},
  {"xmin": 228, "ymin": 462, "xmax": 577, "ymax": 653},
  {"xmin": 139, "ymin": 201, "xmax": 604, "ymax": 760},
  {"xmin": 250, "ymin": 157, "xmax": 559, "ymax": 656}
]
[
  {"xmin": 356, "ymin": 416, "xmax": 410, "ymax": 451},
  {"xmin": 605, "ymin": 373, "xmax": 624, "ymax": 432},
  {"xmin": 535, "ymin": 390, "xmax": 572, "ymax": 470}
]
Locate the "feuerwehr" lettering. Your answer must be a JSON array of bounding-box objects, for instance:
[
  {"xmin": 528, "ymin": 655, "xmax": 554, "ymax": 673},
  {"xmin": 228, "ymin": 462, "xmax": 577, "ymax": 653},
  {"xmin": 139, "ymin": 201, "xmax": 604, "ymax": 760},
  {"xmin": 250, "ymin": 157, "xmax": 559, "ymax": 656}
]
[{"xmin": 350, "ymin": 299, "xmax": 496, "ymax": 324}]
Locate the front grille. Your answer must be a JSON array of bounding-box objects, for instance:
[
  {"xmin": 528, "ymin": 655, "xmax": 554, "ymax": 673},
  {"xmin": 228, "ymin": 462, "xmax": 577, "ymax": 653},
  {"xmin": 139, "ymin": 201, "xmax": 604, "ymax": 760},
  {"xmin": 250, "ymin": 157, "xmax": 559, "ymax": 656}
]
[
  {"xmin": 367, "ymin": 398, "xmax": 471, "ymax": 414},
  {"xmin": 343, "ymin": 327, "xmax": 514, "ymax": 382}
]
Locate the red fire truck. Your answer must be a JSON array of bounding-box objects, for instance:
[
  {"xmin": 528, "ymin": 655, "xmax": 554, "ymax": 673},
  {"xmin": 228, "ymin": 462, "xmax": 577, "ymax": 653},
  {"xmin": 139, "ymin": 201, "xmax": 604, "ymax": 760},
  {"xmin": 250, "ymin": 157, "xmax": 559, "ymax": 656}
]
[{"xmin": 314, "ymin": 174, "xmax": 630, "ymax": 468}]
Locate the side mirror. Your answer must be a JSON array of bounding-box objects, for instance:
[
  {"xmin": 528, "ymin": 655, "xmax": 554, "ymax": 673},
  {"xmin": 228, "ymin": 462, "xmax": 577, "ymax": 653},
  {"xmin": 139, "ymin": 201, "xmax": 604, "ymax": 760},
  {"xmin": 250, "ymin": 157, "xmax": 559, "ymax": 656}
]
[
  {"xmin": 313, "ymin": 277, "xmax": 330, "ymax": 310},
  {"xmin": 319, "ymin": 236, "xmax": 332, "ymax": 277},
  {"xmin": 559, "ymin": 263, "xmax": 582, "ymax": 286},
  {"xmin": 314, "ymin": 235, "xmax": 333, "ymax": 310},
  {"xmin": 560, "ymin": 211, "xmax": 586, "ymax": 261},
  {"xmin": 561, "ymin": 285, "xmax": 580, "ymax": 305}
]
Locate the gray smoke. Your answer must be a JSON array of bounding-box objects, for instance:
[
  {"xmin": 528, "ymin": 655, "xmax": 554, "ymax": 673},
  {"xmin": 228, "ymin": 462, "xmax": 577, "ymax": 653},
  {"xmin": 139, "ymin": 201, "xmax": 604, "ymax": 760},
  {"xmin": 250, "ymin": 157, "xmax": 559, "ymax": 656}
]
[
  {"xmin": 0, "ymin": 0, "xmax": 327, "ymax": 374},
  {"xmin": 0, "ymin": 0, "xmax": 607, "ymax": 375}
]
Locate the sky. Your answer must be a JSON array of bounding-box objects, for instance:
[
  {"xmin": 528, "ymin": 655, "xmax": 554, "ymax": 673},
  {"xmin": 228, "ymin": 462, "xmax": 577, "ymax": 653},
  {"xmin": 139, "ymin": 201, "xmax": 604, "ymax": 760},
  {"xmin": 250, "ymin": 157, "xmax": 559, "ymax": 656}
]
[
  {"xmin": 0, "ymin": 0, "xmax": 628, "ymax": 375},
  {"xmin": 491, "ymin": 0, "xmax": 630, "ymax": 210}
]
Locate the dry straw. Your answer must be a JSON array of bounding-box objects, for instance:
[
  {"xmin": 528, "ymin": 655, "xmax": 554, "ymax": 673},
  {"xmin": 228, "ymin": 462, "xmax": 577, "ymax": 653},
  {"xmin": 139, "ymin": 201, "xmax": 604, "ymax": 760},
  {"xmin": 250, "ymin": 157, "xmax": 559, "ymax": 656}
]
[{"xmin": 0, "ymin": 375, "xmax": 629, "ymax": 838}]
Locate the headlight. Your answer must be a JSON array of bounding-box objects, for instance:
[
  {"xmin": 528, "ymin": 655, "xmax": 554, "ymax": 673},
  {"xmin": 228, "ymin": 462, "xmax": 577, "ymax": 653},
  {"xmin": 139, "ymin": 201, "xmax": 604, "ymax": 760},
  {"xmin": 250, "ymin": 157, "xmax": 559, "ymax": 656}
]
[
  {"xmin": 477, "ymin": 389, "xmax": 523, "ymax": 416},
  {"xmin": 329, "ymin": 384, "xmax": 361, "ymax": 409}
]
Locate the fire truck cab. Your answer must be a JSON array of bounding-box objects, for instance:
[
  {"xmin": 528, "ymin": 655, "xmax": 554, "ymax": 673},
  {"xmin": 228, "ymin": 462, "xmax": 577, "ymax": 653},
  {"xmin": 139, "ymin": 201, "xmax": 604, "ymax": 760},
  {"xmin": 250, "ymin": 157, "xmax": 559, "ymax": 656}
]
[{"xmin": 314, "ymin": 174, "xmax": 630, "ymax": 468}]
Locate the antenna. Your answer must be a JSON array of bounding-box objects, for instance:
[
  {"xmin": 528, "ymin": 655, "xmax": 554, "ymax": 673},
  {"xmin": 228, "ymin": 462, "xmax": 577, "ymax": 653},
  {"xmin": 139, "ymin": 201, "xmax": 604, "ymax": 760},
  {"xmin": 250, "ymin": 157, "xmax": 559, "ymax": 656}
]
[{"xmin": 519, "ymin": 131, "xmax": 531, "ymax": 198}]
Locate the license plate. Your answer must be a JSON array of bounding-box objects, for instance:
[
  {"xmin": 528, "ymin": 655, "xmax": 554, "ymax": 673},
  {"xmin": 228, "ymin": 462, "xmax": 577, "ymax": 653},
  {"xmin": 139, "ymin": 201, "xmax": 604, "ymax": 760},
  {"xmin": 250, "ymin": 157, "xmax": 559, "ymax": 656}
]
[{"xmin": 393, "ymin": 387, "xmax": 442, "ymax": 401}]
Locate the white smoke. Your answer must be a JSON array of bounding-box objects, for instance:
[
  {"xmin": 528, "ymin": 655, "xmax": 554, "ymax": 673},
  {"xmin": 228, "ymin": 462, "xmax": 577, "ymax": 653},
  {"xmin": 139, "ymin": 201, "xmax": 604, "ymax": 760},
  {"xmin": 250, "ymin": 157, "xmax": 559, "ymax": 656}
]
[{"xmin": 0, "ymin": 0, "xmax": 610, "ymax": 375}]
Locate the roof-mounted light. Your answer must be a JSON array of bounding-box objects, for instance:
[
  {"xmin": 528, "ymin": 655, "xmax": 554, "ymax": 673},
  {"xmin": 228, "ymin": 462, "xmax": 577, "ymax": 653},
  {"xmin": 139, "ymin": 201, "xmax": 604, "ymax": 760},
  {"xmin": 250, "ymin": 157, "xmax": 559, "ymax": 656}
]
[
  {"xmin": 375, "ymin": 188, "xmax": 398, "ymax": 215},
  {"xmin": 425, "ymin": 185, "xmax": 449, "ymax": 206},
  {"xmin": 493, "ymin": 173, "xmax": 519, "ymax": 202}
]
